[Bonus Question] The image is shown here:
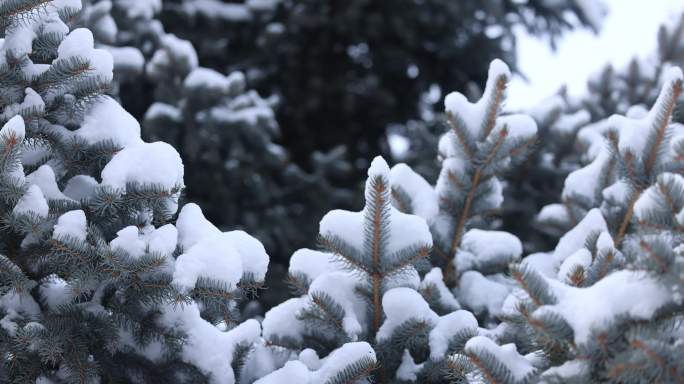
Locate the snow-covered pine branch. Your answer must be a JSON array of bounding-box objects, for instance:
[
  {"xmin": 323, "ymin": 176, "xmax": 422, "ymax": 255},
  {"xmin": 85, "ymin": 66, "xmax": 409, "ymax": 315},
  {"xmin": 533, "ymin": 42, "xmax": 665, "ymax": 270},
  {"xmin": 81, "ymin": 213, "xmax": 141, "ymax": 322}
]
[
  {"xmin": 259, "ymin": 156, "xmax": 490, "ymax": 383},
  {"xmin": 389, "ymin": 59, "xmax": 537, "ymax": 326},
  {"xmin": 0, "ymin": 1, "xmax": 270, "ymax": 382},
  {"xmin": 464, "ymin": 67, "xmax": 684, "ymax": 384}
]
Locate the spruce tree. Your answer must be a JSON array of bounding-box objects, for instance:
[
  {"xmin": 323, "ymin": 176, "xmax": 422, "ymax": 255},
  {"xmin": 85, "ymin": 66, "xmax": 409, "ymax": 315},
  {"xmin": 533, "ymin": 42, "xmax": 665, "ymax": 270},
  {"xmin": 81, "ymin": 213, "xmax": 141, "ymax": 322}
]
[
  {"xmin": 389, "ymin": 60, "xmax": 537, "ymax": 298},
  {"xmin": 0, "ymin": 1, "xmax": 269, "ymax": 382},
  {"xmin": 456, "ymin": 66, "xmax": 684, "ymax": 384},
  {"xmin": 159, "ymin": 0, "xmax": 605, "ymax": 174},
  {"xmin": 258, "ymin": 156, "xmax": 490, "ymax": 383}
]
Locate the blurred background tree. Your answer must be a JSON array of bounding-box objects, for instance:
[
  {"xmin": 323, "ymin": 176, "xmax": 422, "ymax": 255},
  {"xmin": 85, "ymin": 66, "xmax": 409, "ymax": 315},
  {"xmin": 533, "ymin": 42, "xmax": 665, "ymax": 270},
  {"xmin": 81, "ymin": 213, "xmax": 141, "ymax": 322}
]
[
  {"xmin": 80, "ymin": 0, "xmax": 603, "ymax": 267},
  {"xmin": 160, "ymin": 0, "xmax": 602, "ymax": 169}
]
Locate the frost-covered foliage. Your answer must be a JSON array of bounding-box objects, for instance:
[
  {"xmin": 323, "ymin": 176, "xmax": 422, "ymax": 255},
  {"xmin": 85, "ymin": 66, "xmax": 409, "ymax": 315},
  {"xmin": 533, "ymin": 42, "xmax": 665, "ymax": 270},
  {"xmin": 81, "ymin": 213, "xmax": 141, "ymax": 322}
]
[
  {"xmin": 456, "ymin": 68, "xmax": 684, "ymax": 383},
  {"xmin": 259, "ymin": 156, "xmax": 489, "ymax": 383},
  {"xmin": 0, "ymin": 1, "xmax": 270, "ymax": 382},
  {"xmin": 390, "ymin": 60, "xmax": 537, "ymax": 308}
]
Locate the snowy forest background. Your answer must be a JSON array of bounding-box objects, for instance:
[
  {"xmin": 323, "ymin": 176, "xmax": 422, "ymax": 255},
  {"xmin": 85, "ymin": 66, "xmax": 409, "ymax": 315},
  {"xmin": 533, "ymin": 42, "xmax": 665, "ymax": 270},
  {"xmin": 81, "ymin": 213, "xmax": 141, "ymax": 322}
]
[{"xmin": 1, "ymin": 0, "xmax": 684, "ymax": 383}]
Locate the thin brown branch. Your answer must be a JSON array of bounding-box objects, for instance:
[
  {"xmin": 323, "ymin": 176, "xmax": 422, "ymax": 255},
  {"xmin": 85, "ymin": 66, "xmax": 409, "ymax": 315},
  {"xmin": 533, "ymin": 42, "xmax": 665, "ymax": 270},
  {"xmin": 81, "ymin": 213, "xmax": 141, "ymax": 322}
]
[
  {"xmin": 631, "ymin": 339, "xmax": 684, "ymax": 384},
  {"xmin": 645, "ymin": 79, "xmax": 682, "ymax": 176},
  {"xmin": 445, "ymin": 129, "xmax": 507, "ymax": 285},
  {"xmin": 371, "ymin": 176, "xmax": 385, "ymax": 334}
]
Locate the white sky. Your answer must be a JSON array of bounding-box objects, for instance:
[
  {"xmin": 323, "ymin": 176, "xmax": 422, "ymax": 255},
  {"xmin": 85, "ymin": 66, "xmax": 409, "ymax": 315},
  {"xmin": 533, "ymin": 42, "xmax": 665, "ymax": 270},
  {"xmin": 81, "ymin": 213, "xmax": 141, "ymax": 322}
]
[{"xmin": 507, "ymin": 0, "xmax": 684, "ymax": 110}]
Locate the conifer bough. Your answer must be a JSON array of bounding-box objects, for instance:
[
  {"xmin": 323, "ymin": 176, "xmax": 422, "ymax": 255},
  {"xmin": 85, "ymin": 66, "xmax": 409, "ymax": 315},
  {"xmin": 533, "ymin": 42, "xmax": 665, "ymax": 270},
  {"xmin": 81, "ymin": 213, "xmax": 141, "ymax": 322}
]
[{"xmin": 0, "ymin": 1, "xmax": 270, "ymax": 382}]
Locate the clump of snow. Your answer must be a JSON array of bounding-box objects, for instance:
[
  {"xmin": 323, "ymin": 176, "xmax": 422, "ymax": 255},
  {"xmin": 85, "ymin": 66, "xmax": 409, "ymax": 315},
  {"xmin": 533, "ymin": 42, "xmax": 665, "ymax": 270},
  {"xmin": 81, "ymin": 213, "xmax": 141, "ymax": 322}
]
[
  {"xmin": 289, "ymin": 249, "xmax": 337, "ymax": 284},
  {"xmin": 13, "ymin": 185, "xmax": 48, "ymax": 218},
  {"xmin": 465, "ymin": 336, "xmax": 536, "ymax": 381},
  {"xmin": 387, "ymin": 132, "xmax": 410, "ymax": 160},
  {"xmin": 457, "ymin": 271, "xmax": 512, "ymax": 317},
  {"xmin": 57, "ymin": 28, "xmax": 113, "ymax": 81},
  {"xmin": 298, "ymin": 349, "xmax": 322, "ymax": 370},
  {"xmin": 172, "ymin": 233, "xmax": 244, "ymax": 292},
  {"xmin": 497, "ymin": 114, "xmax": 538, "ymax": 141},
  {"xmin": 552, "ymin": 209, "xmax": 607, "ymax": 266},
  {"xmin": 146, "ymin": 224, "xmax": 178, "ymax": 258},
  {"xmin": 1, "ymin": 116, "xmax": 25, "ymax": 180},
  {"xmin": 562, "ymin": 149, "xmax": 611, "ymax": 206},
  {"xmin": 458, "ymin": 229, "xmax": 522, "ymax": 270},
  {"xmin": 159, "ymin": 303, "xmax": 261, "ymax": 383},
  {"xmin": 420, "ymin": 268, "xmax": 460, "ymax": 311},
  {"xmin": 222, "ymin": 230, "xmax": 269, "ymax": 282},
  {"xmin": 527, "ymin": 94, "xmax": 564, "ymax": 124},
  {"xmin": 602, "ymin": 179, "xmax": 631, "ymax": 204},
  {"xmin": 184, "ymin": 67, "xmax": 237, "ymax": 93},
  {"xmin": 396, "ymin": 349, "xmax": 423, "ymax": 381},
  {"xmin": 1, "ymin": 115, "xmax": 25, "ymax": 141},
  {"xmin": 521, "ymin": 252, "xmax": 556, "ymax": 278},
  {"xmin": 101, "ymin": 141, "xmax": 183, "ymax": 191},
  {"xmin": 444, "ymin": 59, "xmax": 510, "ymax": 138},
  {"xmin": 541, "ymin": 270, "xmax": 673, "ymax": 344},
  {"xmin": 76, "ymin": 96, "xmax": 142, "ymax": 148},
  {"xmin": 0, "ymin": 88, "xmax": 45, "ymax": 122},
  {"xmin": 176, "ymin": 203, "xmax": 221, "ymax": 250},
  {"xmin": 308, "ymin": 272, "xmax": 366, "ymax": 340},
  {"xmin": 315, "ymin": 342, "xmax": 376, "ymax": 382},
  {"xmin": 172, "ymin": 203, "xmax": 269, "ymax": 292},
  {"xmin": 254, "ymin": 342, "xmax": 376, "ymax": 384},
  {"xmin": 110, "ymin": 226, "xmax": 147, "ymax": 259},
  {"xmin": 261, "ymin": 297, "xmax": 306, "ymax": 344},
  {"xmin": 537, "ymin": 204, "xmax": 570, "ymax": 226},
  {"xmin": 541, "ymin": 360, "xmax": 589, "ymax": 381},
  {"xmin": 101, "ymin": 46, "xmax": 144, "ymax": 73},
  {"xmin": 181, "ymin": 0, "xmax": 252, "ymax": 22},
  {"xmin": 114, "ymin": 0, "xmax": 162, "ymax": 20},
  {"xmin": 253, "ymin": 361, "xmax": 310, "ymax": 383},
  {"xmin": 26, "ymin": 165, "xmax": 70, "ymax": 201},
  {"xmin": 53, "ymin": 210, "xmax": 87, "ymax": 242},
  {"xmin": 376, "ymin": 287, "xmax": 438, "ymax": 342},
  {"xmin": 145, "ymin": 102, "xmax": 182, "ymax": 123},
  {"xmin": 429, "ymin": 310, "xmax": 478, "ymax": 360},
  {"xmin": 557, "ymin": 248, "xmax": 592, "ymax": 283},
  {"xmin": 173, "ymin": 203, "xmax": 269, "ymax": 290},
  {"xmin": 389, "ymin": 163, "xmax": 439, "ymax": 220}
]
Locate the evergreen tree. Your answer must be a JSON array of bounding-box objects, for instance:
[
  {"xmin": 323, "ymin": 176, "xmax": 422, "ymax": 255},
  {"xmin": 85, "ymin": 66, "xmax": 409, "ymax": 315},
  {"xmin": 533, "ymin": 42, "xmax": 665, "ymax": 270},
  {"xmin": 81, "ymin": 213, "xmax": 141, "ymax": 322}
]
[
  {"xmin": 532, "ymin": 12, "xmax": 684, "ymax": 241},
  {"xmin": 159, "ymin": 0, "xmax": 606, "ymax": 172},
  {"xmin": 258, "ymin": 156, "xmax": 481, "ymax": 383},
  {"xmin": 389, "ymin": 59, "xmax": 538, "ymax": 298},
  {"xmin": 456, "ymin": 66, "xmax": 684, "ymax": 383},
  {"xmin": 0, "ymin": 1, "xmax": 270, "ymax": 382}
]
